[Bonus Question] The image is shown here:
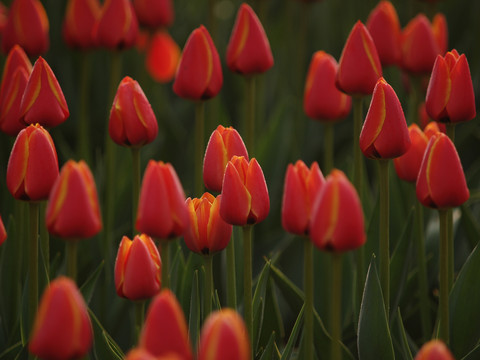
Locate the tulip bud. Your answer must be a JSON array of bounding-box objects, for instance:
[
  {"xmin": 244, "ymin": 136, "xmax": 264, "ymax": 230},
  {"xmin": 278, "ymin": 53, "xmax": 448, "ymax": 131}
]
[
  {"xmin": 360, "ymin": 78, "xmax": 411, "ymax": 159},
  {"xmin": 0, "ymin": 215, "xmax": 6, "ymax": 246},
  {"xmin": 136, "ymin": 160, "xmax": 188, "ymax": 239},
  {"xmin": 414, "ymin": 340, "xmax": 454, "ymax": 360},
  {"xmin": 309, "ymin": 169, "xmax": 366, "ymax": 252},
  {"xmin": 29, "ymin": 277, "xmax": 93, "ymax": 360},
  {"xmin": 416, "ymin": 133, "xmax": 469, "ymax": 209},
  {"xmin": 146, "ymin": 30, "xmax": 180, "ymax": 83},
  {"xmin": 46, "ymin": 160, "xmax": 102, "ymax": 238},
  {"xmin": 109, "ymin": 76, "xmax": 158, "ymax": 147},
  {"xmin": 133, "ymin": 0, "xmax": 174, "ymax": 29},
  {"xmin": 226, "ymin": 3, "xmax": 274, "ymax": 75},
  {"xmin": 184, "ymin": 193, "xmax": 232, "ymax": 255},
  {"xmin": 140, "ymin": 290, "xmax": 193, "ymax": 359},
  {"xmin": 7, "ymin": 124, "xmax": 59, "ymax": 201},
  {"xmin": 2, "ymin": 0, "xmax": 49, "ymax": 56},
  {"xmin": 336, "ymin": 21, "xmax": 382, "ymax": 95},
  {"xmin": 282, "ymin": 161, "xmax": 325, "ymax": 235},
  {"xmin": 197, "ymin": 309, "xmax": 250, "ymax": 360},
  {"xmin": 62, "ymin": 0, "xmax": 101, "ymax": 49},
  {"xmin": 203, "ymin": 125, "xmax": 248, "ymax": 192},
  {"xmin": 19, "ymin": 57, "xmax": 70, "ymax": 128},
  {"xmin": 173, "ymin": 25, "xmax": 222, "ymax": 100},
  {"xmin": 115, "ymin": 234, "xmax": 161, "ymax": 300},
  {"xmin": 219, "ymin": 156, "xmax": 270, "ymax": 226},
  {"xmin": 303, "ymin": 51, "xmax": 352, "ymax": 121},
  {"xmin": 425, "ymin": 50, "xmax": 476, "ymax": 123}
]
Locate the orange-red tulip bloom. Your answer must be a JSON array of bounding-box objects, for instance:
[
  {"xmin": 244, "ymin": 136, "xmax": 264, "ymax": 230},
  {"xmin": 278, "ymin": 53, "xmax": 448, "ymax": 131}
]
[
  {"xmin": 309, "ymin": 169, "xmax": 366, "ymax": 252},
  {"xmin": 425, "ymin": 50, "xmax": 476, "ymax": 123},
  {"xmin": 0, "ymin": 215, "xmax": 6, "ymax": 246},
  {"xmin": 133, "ymin": 0, "xmax": 174, "ymax": 29},
  {"xmin": 62, "ymin": 0, "xmax": 101, "ymax": 49},
  {"xmin": 304, "ymin": 51, "xmax": 352, "ymax": 121},
  {"xmin": 197, "ymin": 309, "xmax": 250, "ymax": 360},
  {"xmin": 203, "ymin": 125, "xmax": 248, "ymax": 192},
  {"xmin": 416, "ymin": 132, "xmax": 469, "ymax": 209},
  {"xmin": 146, "ymin": 31, "xmax": 180, "ymax": 83},
  {"xmin": 7, "ymin": 124, "xmax": 58, "ymax": 201},
  {"xmin": 226, "ymin": 3, "xmax": 274, "ymax": 75},
  {"xmin": 115, "ymin": 234, "xmax": 161, "ymax": 300},
  {"xmin": 415, "ymin": 340, "xmax": 454, "ymax": 360},
  {"xmin": 173, "ymin": 25, "xmax": 222, "ymax": 100},
  {"xmin": 109, "ymin": 76, "xmax": 158, "ymax": 147},
  {"xmin": 46, "ymin": 160, "xmax": 102, "ymax": 238},
  {"xmin": 220, "ymin": 156, "xmax": 269, "ymax": 226},
  {"xmin": 282, "ymin": 160, "xmax": 325, "ymax": 236},
  {"xmin": 29, "ymin": 277, "xmax": 93, "ymax": 360}
]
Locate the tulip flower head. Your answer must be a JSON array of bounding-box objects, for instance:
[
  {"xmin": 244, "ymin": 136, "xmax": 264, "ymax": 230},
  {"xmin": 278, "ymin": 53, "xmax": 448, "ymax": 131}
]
[
  {"xmin": 220, "ymin": 156, "xmax": 269, "ymax": 226},
  {"xmin": 226, "ymin": 3, "xmax": 274, "ymax": 75},
  {"xmin": 173, "ymin": 25, "xmax": 223, "ymax": 100},
  {"xmin": 414, "ymin": 340, "xmax": 454, "ymax": 360},
  {"xmin": 360, "ymin": 78, "xmax": 411, "ymax": 159},
  {"xmin": 303, "ymin": 51, "xmax": 352, "ymax": 121},
  {"xmin": 7, "ymin": 124, "xmax": 58, "ymax": 201},
  {"xmin": 133, "ymin": 0, "xmax": 174, "ymax": 29},
  {"xmin": 62, "ymin": 0, "xmax": 102, "ymax": 49},
  {"xmin": 282, "ymin": 160, "xmax": 325, "ymax": 235},
  {"xmin": 203, "ymin": 125, "xmax": 249, "ymax": 192},
  {"xmin": 46, "ymin": 160, "xmax": 102, "ymax": 238},
  {"xmin": 0, "ymin": 215, "xmax": 6, "ymax": 246},
  {"xmin": 309, "ymin": 169, "xmax": 366, "ymax": 252},
  {"xmin": 146, "ymin": 30, "xmax": 180, "ymax": 83},
  {"xmin": 29, "ymin": 277, "xmax": 93, "ymax": 360}
]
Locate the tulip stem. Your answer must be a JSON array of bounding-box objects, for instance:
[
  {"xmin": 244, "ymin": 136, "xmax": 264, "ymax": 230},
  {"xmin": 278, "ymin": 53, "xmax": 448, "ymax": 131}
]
[
  {"xmin": 161, "ymin": 241, "xmax": 170, "ymax": 289},
  {"xmin": 324, "ymin": 122, "xmax": 334, "ymax": 174},
  {"xmin": 66, "ymin": 241, "xmax": 78, "ymax": 281},
  {"xmin": 379, "ymin": 159, "xmax": 390, "ymax": 319},
  {"xmin": 446, "ymin": 123, "xmax": 455, "ymax": 292},
  {"xmin": 39, "ymin": 201, "xmax": 49, "ymax": 279},
  {"xmin": 438, "ymin": 209, "xmax": 449, "ymax": 344},
  {"xmin": 243, "ymin": 225, "xmax": 253, "ymax": 352},
  {"xmin": 204, "ymin": 254, "xmax": 213, "ymax": 319},
  {"xmin": 195, "ymin": 101, "xmax": 205, "ymax": 196},
  {"xmin": 407, "ymin": 75, "xmax": 421, "ymax": 126},
  {"xmin": 28, "ymin": 202, "xmax": 39, "ymax": 332},
  {"xmin": 135, "ymin": 300, "xmax": 145, "ymax": 341},
  {"xmin": 78, "ymin": 52, "xmax": 92, "ymax": 164},
  {"xmin": 246, "ymin": 76, "xmax": 256, "ymax": 155},
  {"xmin": 304, "ymin": 238, "xmax": 314, "ymax": 360},
  {"xmin": 330, "ymin": 253, "xmax": 343, "ymax": 360},
  {"xmin": 226, "ymin": 237, "xmax": 237, "ymax": 309},
  {"xmin": 131, "ymin": 147, "xmax": 141, "ymax": 235}
]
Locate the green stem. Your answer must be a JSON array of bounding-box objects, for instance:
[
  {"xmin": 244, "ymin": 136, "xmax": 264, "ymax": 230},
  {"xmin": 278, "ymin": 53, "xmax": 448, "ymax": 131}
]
[
  {"xmin": 39, "ymin": 201, "xmax": 49, "ymax": 279},
  {"xmin": 246, "ymin": 76, "xmax": 256, "ymax": 155},
  {"xmin": 330, "ymin": 253, "xmax": 343, "ymax": 360},
  {"xmin": 407, "ymin": 75, "xmax": 421, "ymax": 125},
  {"xmin": 204, "ymin": 254, "xmax": 213, "ymax": 319},
  {"xmin": 195, "ymin": 101, "xmax": 205, "ymax": 196},
  {"xmin": 324, "ymin": 122, "xmax": 334, "ymax": 174},
  {"xmin": 135, "ymin": 300, "xmax": 146, "ymax": 341},
  {"xmin": 438, "ymin": 209, "xmax": 449, "ymax": 344},
  {"xmin": 446, "ymin": 123, "xmax": 455, "ymax": 291},
  {"xmin": 226, "ymin": 237, "xmax": 237, "ymax": 309},
  {"xmin": 304, "ymin": 238, "xmax": 314, "ymax": 360},
  {"xmin": 243, "ymin": 225, "xmax": 253, "ymax": 352},
  {"xmin": 131, "ymin": 147, "xmax": 141, "ymax": 235},
  {"xmin": 78, "ymin": 52, "xmax": 92, "ymax": 164},
  {"xmin": 161, "ymin": 241, "xmax": 170, "ymax": 289},
  {"xmin": 28, "ymin": 202, "xmax": 39, "ymax": 331},
  {"xmin": 66, "ymin": 241, "xmax": 78, "ymax": 281},
  {"xmin": 379, "ymin": 159, "xmax": 390, "ymax": 319}
]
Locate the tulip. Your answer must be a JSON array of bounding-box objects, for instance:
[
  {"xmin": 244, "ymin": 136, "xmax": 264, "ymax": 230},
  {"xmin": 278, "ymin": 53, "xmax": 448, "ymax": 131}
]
[
  {"xmin": 432, "ymin": 13, "xmax": 448, "ymax": 56},
  {"xmin": 424, "ymin": 120, "xmax": 443, "ymax": 139},
  {"xmin": 19, "ymin": 57, "xmax": 70, "ymax": 128},
  {"xmin": 145, "ymin": 30, "xmax": 180, "ymax": 83},
  {"xmin": 197, "ymin": 309, "xmax": 250, "ymax": 360},
  {"xmin": 281, "ymin": 160, "xmax": 325, "ymax": 235},
  {"xmin": 29, "ymin": 277, "xmax": 93, "ymax": 360},
  {"xmin": 226, "ymin": 3, "xmax": 274, "ymax": 75},
  {"xmin": 360, "ymin": 78, "xmax": 411, "ymax": 159},
  {"xmin": 414, "ymin": 340, "xmax": 454, "ymax": 360},
  {"xmin": 336, "ymin": 21, "xmax": 382, "ymax": 95},
  {"xmin": 0, "ymin": 45, "xmax": 32, "ymax": 108},
  {"xmin": 1, "ymin": 0, "xmax": 49, "ymax": 56},
  {"xmin": 115, "ymin": 234, "xmax": 161, "ymax": 300},
  {"xmin": 0, "ymin": 215, "xmax": 6, "ymax": 246},
  {"xmin": 133, "ymin": 0, "xmax": 174, "ymax": 29},
  {"xmin": 62, "ymin": 0, "xmax": 101, "ymax": 49},
  {"xmin": 125, "ymin": 348, "xmax": 159, "ymax": 360},
  {"xmin": 425, "ymin": 50, "xmax": 476, "ymax": 123},
  {"xmin": 140, "ymin": 290, "xmax": 193, "ymax": 359},
  {"xmin": 203, "ymin": 125, "xmax": 249, "ymax": 192},
  {"xmin": 173, "ymin": 25, "xmax": 222, "ymax": 100},
  {"xmin": 7, "ymin": 124, "xmax": 58, "ymax": 201},
  {"xmin": 219, "ymin": 156, "xmax": 269, "ymax": 226}
]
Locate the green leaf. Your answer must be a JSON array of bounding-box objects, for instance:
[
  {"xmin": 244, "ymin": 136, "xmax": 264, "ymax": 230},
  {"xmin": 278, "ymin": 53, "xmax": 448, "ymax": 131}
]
[
  {"xmin": 358, "ymin": 257, "xmax": 394, "ymax": 360},
  {"xmin": 253, "ymin": 259, "xmax": 271, "ymax": 352},
  {"xmin": 280, "ymin": 305, "xmax": 304, "ymax": 360},
  {"xmin": 88, "ymin": 308, "xmax": 124, "ymax": 360},
  {"xmin": 80, "ymin": 261, "xmax": 104, "ymax": 305},
  {"xmin": 393, "ymin": 308, "xmax": 413, "ymax": 360},
  {"xmin": 461, "ymin": 343, "xmax": 480, "ymax": 360},
  {"xmin": 259, "ymin": 332, "xmax": 276, "ymax": 360},
  {"xmin": 188, "ymin": 270, "xmax": 200, "ymax": 349}
]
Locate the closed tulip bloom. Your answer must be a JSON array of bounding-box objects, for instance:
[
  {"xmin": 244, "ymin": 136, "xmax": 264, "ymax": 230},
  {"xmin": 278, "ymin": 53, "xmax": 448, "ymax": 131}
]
[
  {"xmin": 393, "ymin": 124, "xmax": 429, "ymax": 182},
  {"xmin": 197, "ymin": 309, "xmax": 250, "ymax": 360},
  {"xmin": 425, "ymin": 50, "xmax": 476, "ymax": 123},
  {"xmin": 220, "ymin": 156, "xmax": 269, "ymax": 226},
  {"xmin": 109, "ymin": 76, "xmax": 158, "ymax": 147},
  {"xmin": 7, "ymin": 124, "xmax": 58, "ymax": 201},
  {"xmin": 19, "ymin": 57, "xmax": 70, "ymax": 128},
  {"xmin": 46, "ymin": 160, "xmax": 102, "ymax": 238},
  {"xmin": 360, "ymin": 78, "xmax": 411, "ymax": 159},
  {"xmin": 184, "ymin": 193, "xmax": 232, "ymax": 255},
  {"xmin": 203, "ymin": 125, "xmax": 248, "ymax": 192},
  {"xmin": 0, "ymin": 45, "xmax": 32, "ymax": 107},
  {"xmin": 416, "ymin": 133, "xmax": 469, "ymax": 209},
  {"xmin": 226, "ymin": 3, "xmax": 274, "ymax": 75},
  {"xmin": 140, "ymin": 290, "xmax": 193, "ymax": 359},
  {"xmin": 303, "ymin": 51, "xmax": 352, "ymax": 121},
  {"xmin": 133, "ymin": 0, "xmax": 173, "ymax": 29},
  {"xmin": 0, "ymin": 215, "xmax": 6, "ymax": 246},
  {"xmin": 309, "ymin": 169, "xmax": 366, "ymax": 252},
  {"xmin": 29, "ymin": 277, "xmax": 93, "ymax": 360},
  {"xmin": 115, "ymin": 234, "xmax": 161, "ymax": 300},
  {"xmin": 136, "ymin": 160, "xmax": 188, "ymax": 239},
  {"xmin": 146, "ymin": 31, "xmax": 180, "ymax": 83},
  {"xmin": 1, "ymin": 0, "xmax": 49, "ymax": 56},
  {"xmin": 415, "ymin": 340, "xmax": 454, "ymax": 360},
  {"xmin": 173, "ymin": 25, "xmax": 222, "ymax": 100},
  {"xmin": 62, "ymin": 0, "xmax": 101, "ymax": 49},
  {"xmin": 282, "ymin": 161, "xmax": 325, "ymax": 235}
]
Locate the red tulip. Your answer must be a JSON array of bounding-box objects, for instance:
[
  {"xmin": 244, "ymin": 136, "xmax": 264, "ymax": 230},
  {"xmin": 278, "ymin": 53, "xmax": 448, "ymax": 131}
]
[
  {"xmin": 7, "ymin": 124, "xmax": 58, "ymax": 201},
  {"xmin": 145, "ymin": 30, "xmax": 180, "ymax": 83},
  {"xmin": 125, "ymin": 348, "xmax": 159, "ymax": 360},
  {"xmin": 219, "ymin": 156, "xmax": 269, "ymax": 226},
  {"xmin": 226, "ymin": 3, "xmax": 274, "ymax": 75},
  {"xmin": 133, "ymin": 0, "xmax": 174, "ymax": 29},
  {"xmin": 62, "ymin": 0, "xmax": 101, "ymax": 49},
  {"xmin": 46, "ymin": 160, "xmax": 102, "ymax": 238},
  {"xmin": 393, "ymin": 124, "xmax": 429, "ymax": 182},
  {"xmin": 282, "ymin": 160, "xmax": 325, "ymax": 235},
  {"xmin": 303, "ymin": 51, "xmax": 352, "ymax": 121},
  {"xmin": 360, "ymin": 78, "xmax": 411, "ymax": 159},
  {"xmin": 416, "ymin": 132, "xmax": 469, "ymax": 209},
  {"xmin": 136, "ymin": 160, "xmax": 188, "ymax": 239},
  {"xmin": 309, "ymin": 169, "xmax": 366, "ymax": 252},
  {"xmin": 29, "ymin": 277, "xmax": 93, "ymax": 360},
  {"xmin": 203, "ymin": 125, "xmax": 248, "ymax": 192},
  {"xmin": 173, "ymin": 25, "xmax": 222, "ymax": 100},
  {"xmin": 415, "ymin": 340, "xmax": 454, "ymax": 360},
  {"xmin": 0, "ymin": 215, "xmax": 6, "ymax": 246},
  {"xmin": 336, "ymin": 21, "xmax": 382, "ymax": 95}
]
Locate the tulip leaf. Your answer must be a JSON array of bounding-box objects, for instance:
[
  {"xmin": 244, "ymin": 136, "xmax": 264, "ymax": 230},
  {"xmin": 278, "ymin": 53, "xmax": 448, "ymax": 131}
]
[
  {"xmin": 80, "ymin": 261, "xmax": 104, "ymax": 305},
  {"xmin": 253, "ymin": 259, "xmax": 271, "ymax": 351},
  {"xmin": 358, "ymin": 257, "xmax": 395, "ymax": 360},
  {"xmin": 392, "ymin": 308, "xmax": 413, "ymax": 360},
  {"xmin": 88, "ymin": 308, "xmax": 124, "ymax": 360},
  {"xmin": 188, "ymin": 270, "xmax": 200, "ymax": 348},
  {"xmin": 0, "ymin": 341, "xmax": 23, "ymax": 359},
  {"xmin": 259, "ymin": 332, "xmax": 276, "ymax": 360},
  {"xmin": 461, "ymin": 343, "xmax": 480, "ymax": 360},
  {"xmin": 280, "ymin": 305, "xmax": 304, "ymax": 360}
]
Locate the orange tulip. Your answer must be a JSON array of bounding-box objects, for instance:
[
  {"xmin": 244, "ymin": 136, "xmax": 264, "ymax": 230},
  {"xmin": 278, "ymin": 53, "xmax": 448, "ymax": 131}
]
[
  {"xmin": 62, "ymin": 0, "xmax": 101, "ymax": 49},
  {"xmin": 145, "ymin": 30, "xmax": 180, "ymax": 83},
  {"xmin": 133, "ymin": 0, "xmax": 174, "ymax": 29},
  {"xmin": 0, "ymin": 215, "xmax": 6, "ymax": 246},
  {"xmin": 415, "ymin": 340, "xmax": 454, "ymax": 360},
  {"xmin": 393, "ymin": 124, "xmax": 429, "ymax": 182}
]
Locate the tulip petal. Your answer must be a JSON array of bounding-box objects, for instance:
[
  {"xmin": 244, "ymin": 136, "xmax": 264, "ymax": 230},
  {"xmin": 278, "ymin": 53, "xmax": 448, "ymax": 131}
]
[
  {"xmin": 246, "ymin": 159, "xmax": 269, "ymax": 224},
  {"xmin": 220, "ymin": 161, "xmax": 252, "ymax": 226},
  {"xmin": 446, "ymin": 54, "xmax": 476, "ymax": 123}
]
